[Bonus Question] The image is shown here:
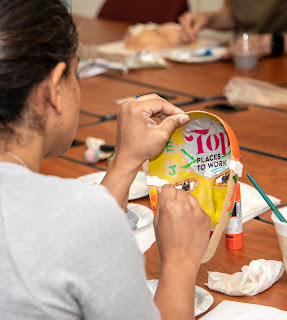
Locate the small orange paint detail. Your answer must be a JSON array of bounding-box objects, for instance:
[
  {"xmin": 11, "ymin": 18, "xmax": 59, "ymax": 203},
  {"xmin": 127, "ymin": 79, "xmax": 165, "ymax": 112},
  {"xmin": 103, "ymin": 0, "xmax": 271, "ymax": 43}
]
[{"xmin": 149, "ymin": 188, "xmax": 158, "ymax": 214}]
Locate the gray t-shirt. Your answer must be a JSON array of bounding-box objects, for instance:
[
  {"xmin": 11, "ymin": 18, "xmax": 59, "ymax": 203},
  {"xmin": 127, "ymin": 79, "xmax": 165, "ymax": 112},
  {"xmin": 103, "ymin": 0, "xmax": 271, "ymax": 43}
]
[{"xmin": 0, "ymin": 163, "xmax": 160, "ymax": 320}]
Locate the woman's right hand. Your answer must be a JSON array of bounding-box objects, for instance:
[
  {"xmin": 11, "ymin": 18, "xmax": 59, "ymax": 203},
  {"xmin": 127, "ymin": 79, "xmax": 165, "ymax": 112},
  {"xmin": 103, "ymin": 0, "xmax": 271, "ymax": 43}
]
[
  {"xmin": 153, "ymin": 185, "xmax": 211, "ymax": 319},
  {"xmin": 154, "ymin": 184, "xmax": 211, "ymax": 269},
  {"xmin": 179, "ymin": 11, "xmax": 210, "ymax": 42}
]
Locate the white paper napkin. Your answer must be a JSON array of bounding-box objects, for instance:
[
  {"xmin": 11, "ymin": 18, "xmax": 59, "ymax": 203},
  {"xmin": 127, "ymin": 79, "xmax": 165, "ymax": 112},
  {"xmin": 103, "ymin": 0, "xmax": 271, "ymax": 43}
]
[
  {"xmin": 133, "ymin": 223, "xmax": 155, "ymax": 254},
  {"xmin": 240, "ymin": 182, "xmax": 281, "ymax": 223},
  {"xmin": 77, "ymin": 60, "xmax": 108, "ymax": 78},
  {"xmin": 200, "ymin": 300, "xmax": 287, "ymax": 319},
  {"xmin": 77, "ymin": 58, "xmax": 127, "ymax": 78},
  {"xmin": 205, "ymin": 259, "xmax": 285, "ymax": 296},
  {"xmin": 94, "ymin": 40, "xmax": 134, "ymax": 57}
]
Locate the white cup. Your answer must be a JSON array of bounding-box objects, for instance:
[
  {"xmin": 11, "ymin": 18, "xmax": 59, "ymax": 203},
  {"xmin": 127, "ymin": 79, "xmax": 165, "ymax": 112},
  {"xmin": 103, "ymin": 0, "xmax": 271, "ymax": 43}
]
[
  {"xmin": 271, "ymin": 209, "xmax": 287, "ymax": 274},
  {"xmin": 231, "ymin": 33, "xmax": 260, "ymax": 70}
]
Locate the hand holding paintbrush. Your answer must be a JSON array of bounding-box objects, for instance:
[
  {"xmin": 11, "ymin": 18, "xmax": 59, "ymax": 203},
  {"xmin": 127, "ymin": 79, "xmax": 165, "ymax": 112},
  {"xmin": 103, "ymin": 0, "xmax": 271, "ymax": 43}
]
[{"xmin": 179, "ymin": 0, "xmax": 209, "ymax": 47}]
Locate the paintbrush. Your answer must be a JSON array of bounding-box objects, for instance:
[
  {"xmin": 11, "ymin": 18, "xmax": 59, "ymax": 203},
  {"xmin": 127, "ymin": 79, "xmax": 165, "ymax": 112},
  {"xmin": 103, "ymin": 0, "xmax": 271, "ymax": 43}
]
[
  {"xmin": 247, "ymin": 173, "xmax": 287, "ymax": 223},
  {"xmin": 190, "ymin": 0, "xmax": 201, "ymax": 55}
]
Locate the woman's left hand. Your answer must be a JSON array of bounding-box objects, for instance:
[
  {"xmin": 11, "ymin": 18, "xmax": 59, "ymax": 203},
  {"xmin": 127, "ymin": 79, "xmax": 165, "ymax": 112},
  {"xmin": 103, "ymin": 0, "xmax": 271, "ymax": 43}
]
[
  {"xmin": 115, "ymin": 93, "xmax": 190, "ymax": 170},
  {"xmin": 101, "ymin": 94, "xmax": 189, "ymax": 209}
]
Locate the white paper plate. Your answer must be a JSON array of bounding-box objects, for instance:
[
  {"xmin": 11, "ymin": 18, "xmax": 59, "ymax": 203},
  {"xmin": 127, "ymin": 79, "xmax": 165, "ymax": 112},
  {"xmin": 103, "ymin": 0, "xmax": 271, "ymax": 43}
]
[
  {"xmin": 127, "ymin": 203, "xmax": 154, "ymax": 229},
  {"xmin": 166, "ymin": 47, "xmax": 227, "ymax": 63},
  {"xmin": 77, "ymin": 171, "xmax": 148, "ymax": 200},
  {"xmin": 147, "ymin": 280, "xmax": 213, "ymax": 316}
]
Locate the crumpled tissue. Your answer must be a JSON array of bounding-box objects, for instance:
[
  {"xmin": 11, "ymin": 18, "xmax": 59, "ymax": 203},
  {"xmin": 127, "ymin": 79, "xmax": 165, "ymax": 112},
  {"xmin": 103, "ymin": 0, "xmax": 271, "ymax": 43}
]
[
  {"xmin": 77, "ymin": 52, "xmax": 167, "ymax": 78},
  {"xmin": 77, "ymin": 58, "xmax": 128, "ymax": 78},
  {"xmin": 205, "ymin": 259, "xmax": 285, "ymax": 296},
  {"xmin": 133, "ymin": 223, "xmax": 156, "ymax": 254}
]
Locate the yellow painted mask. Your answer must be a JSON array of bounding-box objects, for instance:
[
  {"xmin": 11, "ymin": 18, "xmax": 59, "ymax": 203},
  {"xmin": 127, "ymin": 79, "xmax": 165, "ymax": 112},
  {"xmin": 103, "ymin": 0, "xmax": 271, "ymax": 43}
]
[{"xmin": 147, "ymin": 111, "xmax": 242, "ymax": 263}]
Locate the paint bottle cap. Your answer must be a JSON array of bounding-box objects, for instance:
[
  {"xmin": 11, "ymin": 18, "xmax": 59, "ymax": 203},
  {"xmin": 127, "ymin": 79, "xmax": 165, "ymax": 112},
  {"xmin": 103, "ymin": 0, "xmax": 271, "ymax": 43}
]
[
  {"xmin": 85, "ymin": 149, "xmax": 100, "ymax": 163},
  {"xmin": 235, "ymin": 181, "xmax": 241, "ymax": 202},
  {"xmin": 225, "ymin": 233, "xmax": 244, "ymax": 249}
]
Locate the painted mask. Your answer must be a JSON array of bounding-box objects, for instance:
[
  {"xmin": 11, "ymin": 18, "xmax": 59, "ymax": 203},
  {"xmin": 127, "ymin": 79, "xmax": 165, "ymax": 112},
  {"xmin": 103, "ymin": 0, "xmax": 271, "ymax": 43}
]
[{"xmin": 147, "ymin": 111, "xmax": 242, "ymax": 263}]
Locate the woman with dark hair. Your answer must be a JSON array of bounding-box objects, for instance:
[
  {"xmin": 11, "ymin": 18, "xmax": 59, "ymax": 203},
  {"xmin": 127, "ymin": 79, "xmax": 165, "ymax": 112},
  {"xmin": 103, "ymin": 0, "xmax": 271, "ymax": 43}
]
[{"xmin": 0, "ymin": 1, "xmax": 210, "ymax": 319}]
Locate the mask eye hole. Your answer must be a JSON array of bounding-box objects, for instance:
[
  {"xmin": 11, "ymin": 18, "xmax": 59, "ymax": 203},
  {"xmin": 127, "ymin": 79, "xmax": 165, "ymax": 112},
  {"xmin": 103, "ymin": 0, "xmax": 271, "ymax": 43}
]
[
  {"xmin": 174, "ymin": 178, "xmax": 199, "ymax": 192},
  {"xmin": 182, "ymin": 181, "xmax": 191, "ymax": 191},
  {"xmin": 214, "ymin": 171, "xmax": 230, "ymax": 187}
]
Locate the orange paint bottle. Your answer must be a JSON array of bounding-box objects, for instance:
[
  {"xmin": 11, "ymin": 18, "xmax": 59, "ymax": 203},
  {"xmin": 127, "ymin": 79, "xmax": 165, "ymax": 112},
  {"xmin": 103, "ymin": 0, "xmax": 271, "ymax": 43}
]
[{"xmin": 225, "ymin": 182, "xmax": 244, "ymax": 250}]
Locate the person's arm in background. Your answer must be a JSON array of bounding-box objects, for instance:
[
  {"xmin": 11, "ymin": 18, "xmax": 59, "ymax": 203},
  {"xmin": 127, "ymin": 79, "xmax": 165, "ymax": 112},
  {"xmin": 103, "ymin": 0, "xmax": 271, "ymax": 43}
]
[
  {"xmin": 260, "ymin": 33, "xmax": 287, "ymax": 57},
  {"xmin": 101, "ymin": 94, "xmax": 190, "ymax": 209},
  {"xmin": 179, "ymin": 0, "xmax": 236, "ymax": 42},
  {"xmin": 222, "ymin": 33, "xmax": 287, "ymax": 59}
]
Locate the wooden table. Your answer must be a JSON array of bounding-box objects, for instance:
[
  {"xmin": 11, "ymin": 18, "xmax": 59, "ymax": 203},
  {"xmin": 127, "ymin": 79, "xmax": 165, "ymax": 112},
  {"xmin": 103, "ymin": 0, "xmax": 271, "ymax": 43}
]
[{"xmin": 40, "ymin": 15, "xmax": 287, "ymax": 316}]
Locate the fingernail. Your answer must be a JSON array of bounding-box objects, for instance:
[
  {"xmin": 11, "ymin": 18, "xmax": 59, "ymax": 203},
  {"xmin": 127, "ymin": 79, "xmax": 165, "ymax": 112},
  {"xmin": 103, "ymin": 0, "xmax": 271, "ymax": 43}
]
[{"xmin": 179, "ymin": 114, "xmax": 190, "ymax": 125}]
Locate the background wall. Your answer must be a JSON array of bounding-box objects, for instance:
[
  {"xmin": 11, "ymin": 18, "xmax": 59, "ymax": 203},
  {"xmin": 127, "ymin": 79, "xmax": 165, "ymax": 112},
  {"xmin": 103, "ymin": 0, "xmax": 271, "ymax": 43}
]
[{"xmin": 71, "ymin": 0, "xmax": 224, "ymax": 18}]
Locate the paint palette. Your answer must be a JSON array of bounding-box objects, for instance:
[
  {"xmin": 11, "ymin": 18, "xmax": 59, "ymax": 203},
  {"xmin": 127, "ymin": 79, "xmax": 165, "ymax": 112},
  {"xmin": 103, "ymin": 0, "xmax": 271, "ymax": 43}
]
[{"xmin": 165, "ymin": 46, "xmax": 227, "ymax": 63}]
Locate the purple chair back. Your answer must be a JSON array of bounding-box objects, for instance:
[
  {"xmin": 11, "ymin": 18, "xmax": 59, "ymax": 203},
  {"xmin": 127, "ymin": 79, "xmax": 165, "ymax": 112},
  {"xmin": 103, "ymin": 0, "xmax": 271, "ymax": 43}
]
[{"xmin": 98, "ymin": 0, "xmax": 189, "ymax": 24}]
